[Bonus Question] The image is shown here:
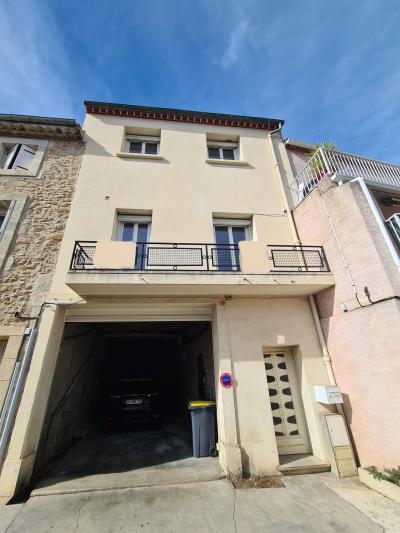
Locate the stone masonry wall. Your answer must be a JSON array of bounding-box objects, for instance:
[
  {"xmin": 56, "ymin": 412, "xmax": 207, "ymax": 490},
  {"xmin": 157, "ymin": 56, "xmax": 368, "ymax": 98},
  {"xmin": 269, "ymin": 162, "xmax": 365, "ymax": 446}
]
[{"xmin": 0, "ymin": 140, "xmax": 84, "ymax": 327}]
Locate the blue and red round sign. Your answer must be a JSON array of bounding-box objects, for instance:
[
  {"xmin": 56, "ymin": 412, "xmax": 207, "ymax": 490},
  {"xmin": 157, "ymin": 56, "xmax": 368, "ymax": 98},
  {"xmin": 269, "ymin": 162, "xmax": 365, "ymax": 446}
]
[{"xmin": 220, "ymin": 372, "xmax": 234, "ymax": 388}]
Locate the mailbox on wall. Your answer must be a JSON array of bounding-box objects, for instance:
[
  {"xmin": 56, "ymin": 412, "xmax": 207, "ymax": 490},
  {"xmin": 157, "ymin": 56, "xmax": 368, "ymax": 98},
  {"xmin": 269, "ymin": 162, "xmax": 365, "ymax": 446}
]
[{"xmin": 314, "ymin": 385, "xmax": 343, "ymax": 404}]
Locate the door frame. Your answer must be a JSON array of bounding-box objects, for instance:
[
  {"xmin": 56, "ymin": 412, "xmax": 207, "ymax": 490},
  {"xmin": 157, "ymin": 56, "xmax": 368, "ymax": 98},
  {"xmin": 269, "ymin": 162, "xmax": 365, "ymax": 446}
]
[{"xmin": 264, "ymin": 347, "xmax": 311, "ymax": 456}]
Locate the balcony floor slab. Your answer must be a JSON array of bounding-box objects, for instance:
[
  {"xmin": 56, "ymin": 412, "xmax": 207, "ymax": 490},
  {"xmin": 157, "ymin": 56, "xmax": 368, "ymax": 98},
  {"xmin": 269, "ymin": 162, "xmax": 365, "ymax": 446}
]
[{"xmin": 65, "ymin": 271, "xmax": 334, "ymax": 298}]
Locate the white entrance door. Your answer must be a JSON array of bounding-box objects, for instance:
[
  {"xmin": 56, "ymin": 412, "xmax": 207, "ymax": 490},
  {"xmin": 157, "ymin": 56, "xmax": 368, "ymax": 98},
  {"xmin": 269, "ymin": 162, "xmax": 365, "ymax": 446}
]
[{"xmin": 264, "ymin": 349, "xmax": 311, "ymax": 455}]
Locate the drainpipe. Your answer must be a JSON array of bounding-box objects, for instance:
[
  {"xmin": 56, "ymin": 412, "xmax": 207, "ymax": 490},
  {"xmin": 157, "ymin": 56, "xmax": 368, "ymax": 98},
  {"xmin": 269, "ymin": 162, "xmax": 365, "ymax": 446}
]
[
  {"xmin": 308, "ymin": 296, "xmax": 336, "ymax": 385},
  {"xmin": 267, "ymin": 126, "xmax": 300, "ymax": 244},
  {"xmin": 309, "ymin": 295, "xmax": 347, "ymax": 420},
  {"xmin": 309, "ymin": 294, "xmax": 358, "ymax": 467},
  {"xmin": 347, "ymin": 177, "xmax": 400, "ymax": 274},
  {"xmin": 0, "ymin": 326, "xmax": 38, "ymax": 462}
]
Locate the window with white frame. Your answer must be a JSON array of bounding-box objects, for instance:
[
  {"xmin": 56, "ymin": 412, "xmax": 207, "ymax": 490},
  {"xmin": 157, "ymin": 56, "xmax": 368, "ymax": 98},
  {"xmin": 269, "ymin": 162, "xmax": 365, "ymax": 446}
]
[
  {"xmin": 213, "ymin": 218, "xmax": 252, "ymax": 270},
  {"xmin": 1, "ymin": 143, "xmax": 37, "ymax": 171},
  {"xmin": 207, "ymin": 141, "xmax": 238, "ymax": 161},
  {"xmin": 117, "ymin": 214, "xmax": 151, "ymax": 242},
  {"xmin": 0, "ymin": 200, "xmax": 13, "ymax": 240},
  {"xmin": 125, "ymin": 136, "xmax": 160, "ymax": 156},
  {"xmin": 117, "ymin": 214, "xmax": 152, "ymax": 269}
]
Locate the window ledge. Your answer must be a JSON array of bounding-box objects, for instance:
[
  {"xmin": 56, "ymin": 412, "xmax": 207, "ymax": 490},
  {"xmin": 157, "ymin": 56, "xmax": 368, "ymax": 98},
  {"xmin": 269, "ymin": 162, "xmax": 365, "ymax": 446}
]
[
  {"xmin": 0, "ymin": 168, "xmax": 36, "ymax": 177},
  {"xmin": 116, "ymin": 152, "xmax": 164, "ymax": 160},
  {"xmin": 205, "ymin": 159, "xmax": 250, "ymax": 166}
]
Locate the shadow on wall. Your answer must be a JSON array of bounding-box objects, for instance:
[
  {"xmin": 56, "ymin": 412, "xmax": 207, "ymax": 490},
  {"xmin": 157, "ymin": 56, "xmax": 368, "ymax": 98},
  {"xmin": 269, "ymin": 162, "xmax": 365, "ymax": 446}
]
[
  {"xmin": 241, "ymin": 448, "xmax": 250, "ymax": 477},
  {"xmin": 341, "ymin": 393, "xmax": 360, "ymax": 466},
  {"xmin": 315, "ymin": 286, "xmax": 336, "ymax": 323},
  {"xmin": 82, "ymin": 135, "xmax": 112, "ymax": 157}
]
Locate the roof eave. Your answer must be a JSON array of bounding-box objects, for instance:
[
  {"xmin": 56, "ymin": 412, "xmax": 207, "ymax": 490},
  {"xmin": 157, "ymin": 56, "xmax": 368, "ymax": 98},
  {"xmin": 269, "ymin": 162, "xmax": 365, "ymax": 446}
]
[
  {"xmin": 0, "ymin": 114, "xmax": 83, "ymax": 141},
  {"xmin": 84, "ymin": 101, "xmax": 284, "ymax": 131}
]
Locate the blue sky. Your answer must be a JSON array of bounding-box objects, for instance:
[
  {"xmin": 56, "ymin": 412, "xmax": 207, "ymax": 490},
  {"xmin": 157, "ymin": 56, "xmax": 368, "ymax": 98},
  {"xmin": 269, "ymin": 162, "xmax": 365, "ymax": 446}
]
[{"xmin": 1, "ymin": 0, "xmax": 400, "ymax": 161}]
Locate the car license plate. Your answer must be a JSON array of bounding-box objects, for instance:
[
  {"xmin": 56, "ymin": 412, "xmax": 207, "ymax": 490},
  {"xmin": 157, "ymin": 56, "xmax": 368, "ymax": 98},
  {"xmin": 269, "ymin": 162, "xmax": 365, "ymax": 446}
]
[{"xmin": 125, "ymin": 399, "xmax": 142, "ymax": 405}]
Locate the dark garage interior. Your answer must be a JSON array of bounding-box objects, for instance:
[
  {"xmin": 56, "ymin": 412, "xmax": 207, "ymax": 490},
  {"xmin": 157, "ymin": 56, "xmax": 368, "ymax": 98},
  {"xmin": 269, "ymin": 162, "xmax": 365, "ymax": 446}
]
[{"xmin": 33, "ymin": 321, "xmax": 216, "ymax": 485}]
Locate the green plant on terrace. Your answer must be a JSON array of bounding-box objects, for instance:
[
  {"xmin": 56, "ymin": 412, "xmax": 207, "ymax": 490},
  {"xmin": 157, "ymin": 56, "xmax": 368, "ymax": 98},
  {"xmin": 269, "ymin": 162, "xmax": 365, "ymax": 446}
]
[
  {"xmin": 369, "ymin": 466, "xmax": 400, "ymax": 487},
  {"xmin": 309, "ymin": 141, "xmax": 337, "ymax": 174}
]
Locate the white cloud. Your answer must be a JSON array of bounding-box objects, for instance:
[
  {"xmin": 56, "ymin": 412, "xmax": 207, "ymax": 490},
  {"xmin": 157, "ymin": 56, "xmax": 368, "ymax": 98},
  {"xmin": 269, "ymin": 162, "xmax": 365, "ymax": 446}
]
[
  {"xmin": 203, "ymin": 0, "xmax": 253, "ymax": 70},
  {"xmin": 220, "ymin": 18, "xmax": 250, "ymax": 68}
]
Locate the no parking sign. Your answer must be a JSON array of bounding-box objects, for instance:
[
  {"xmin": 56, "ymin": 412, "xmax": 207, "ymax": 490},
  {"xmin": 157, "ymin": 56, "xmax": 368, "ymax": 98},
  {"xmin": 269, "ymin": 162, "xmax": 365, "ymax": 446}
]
[{"xmin": 220, "ymin": 372, "xmax": 234, "ymax": 389}]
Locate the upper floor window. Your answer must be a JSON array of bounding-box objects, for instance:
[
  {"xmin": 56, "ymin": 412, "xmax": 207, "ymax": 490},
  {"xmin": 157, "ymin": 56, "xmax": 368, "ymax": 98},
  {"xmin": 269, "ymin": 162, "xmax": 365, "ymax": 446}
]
[
  {"xmin": 126, "ymin": 136, "xmax": 160, "ymax": 156},
  {"xmin": 207, "ymin": 141, "xmax": 238, "ymax": 161},
  {"xmin": 1, "ymin": 143, "xmax": 37, "ymax": 171}
]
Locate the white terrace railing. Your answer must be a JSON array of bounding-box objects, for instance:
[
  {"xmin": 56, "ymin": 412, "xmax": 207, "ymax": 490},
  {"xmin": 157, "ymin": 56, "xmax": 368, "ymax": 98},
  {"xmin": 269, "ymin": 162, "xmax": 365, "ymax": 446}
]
[{"xmin": 290, "ymin": 147, "xmax": 400, "ymax": 205}]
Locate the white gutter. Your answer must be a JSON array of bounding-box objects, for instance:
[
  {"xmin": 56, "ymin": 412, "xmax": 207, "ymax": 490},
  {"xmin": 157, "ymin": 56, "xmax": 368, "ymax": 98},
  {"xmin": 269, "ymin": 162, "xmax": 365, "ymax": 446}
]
[
  {"xmin": 267, "ymin": 126, "xmax": 300, "ymax": 244},
  {"xmin": 347, "ymin": 177, "xmax": 400, "ymax": 273},
  {"xmin": 309, "ymin": 296, "xmax": 336, "ymax": 386},
  {"xmin": 308, "ymin": 295, "xmax": 346, "ymax": 419},
  {"xmin": 0, "ymin": 327, "xmax": 38, "ymax": 462}
]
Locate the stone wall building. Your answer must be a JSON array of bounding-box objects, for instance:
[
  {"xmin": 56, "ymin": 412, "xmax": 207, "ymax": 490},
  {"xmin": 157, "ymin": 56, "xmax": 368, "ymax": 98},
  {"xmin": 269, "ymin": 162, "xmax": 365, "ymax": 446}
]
[{"xmin": 0, "ymin": 114, "xmax": 83, "ymax": 410}]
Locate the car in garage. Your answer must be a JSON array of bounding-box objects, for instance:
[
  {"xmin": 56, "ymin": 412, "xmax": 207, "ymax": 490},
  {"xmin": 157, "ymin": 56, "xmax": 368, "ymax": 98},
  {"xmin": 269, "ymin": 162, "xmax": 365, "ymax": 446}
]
[{"xmin": 106, "ymin": 377, "xmax": 160, "ymax": 425}]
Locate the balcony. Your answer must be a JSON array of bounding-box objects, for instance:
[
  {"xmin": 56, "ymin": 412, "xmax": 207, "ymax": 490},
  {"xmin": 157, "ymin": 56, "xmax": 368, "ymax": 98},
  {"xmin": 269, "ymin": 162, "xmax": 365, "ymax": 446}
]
[
  {"xmin": 69, "ymin": 241, "xmax": 330, "ymax": 273},
  {"xmin": 290, "ymin": 147, "xmax": 400, "ymax": 205},
  {"xmin": 65, "ymin": 241, "xmax": 333, "ymax": 298}
]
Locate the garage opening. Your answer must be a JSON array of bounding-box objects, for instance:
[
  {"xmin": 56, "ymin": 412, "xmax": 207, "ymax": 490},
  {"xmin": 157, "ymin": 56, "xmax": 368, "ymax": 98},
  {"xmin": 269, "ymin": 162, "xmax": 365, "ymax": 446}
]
[{"xmin": 33, "ymin": 321, "xmax": 218, "ymax": 488}]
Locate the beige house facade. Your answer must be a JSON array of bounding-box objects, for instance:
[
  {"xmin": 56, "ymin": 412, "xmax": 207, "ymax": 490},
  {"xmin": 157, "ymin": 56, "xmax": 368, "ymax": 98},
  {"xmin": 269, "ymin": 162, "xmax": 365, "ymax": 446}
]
[
  {"xmin": 0, "ymin": 104, "xmax": 356, "ymax": 499},
  {"xmin": 285, "ymin": 140, "xmax": 400, "ymax": 470}
]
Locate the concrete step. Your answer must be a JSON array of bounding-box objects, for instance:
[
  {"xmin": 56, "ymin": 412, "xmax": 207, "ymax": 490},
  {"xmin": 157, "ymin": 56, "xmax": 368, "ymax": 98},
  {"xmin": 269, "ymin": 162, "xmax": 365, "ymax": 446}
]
[{"xmin": 278, "ymin": 454, "xmax": 331, "ymax": 476}]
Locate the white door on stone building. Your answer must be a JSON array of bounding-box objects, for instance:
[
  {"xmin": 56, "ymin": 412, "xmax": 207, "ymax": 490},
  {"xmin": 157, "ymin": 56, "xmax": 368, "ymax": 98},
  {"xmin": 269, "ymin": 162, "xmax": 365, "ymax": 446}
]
[{"xmin": 264, "ymin": 349, "xmax": 311, "ymax": 455}]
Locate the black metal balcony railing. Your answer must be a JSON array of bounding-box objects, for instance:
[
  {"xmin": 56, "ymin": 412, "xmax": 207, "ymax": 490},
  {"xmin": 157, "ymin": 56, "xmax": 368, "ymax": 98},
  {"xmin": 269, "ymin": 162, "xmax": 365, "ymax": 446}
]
[
  {"xmin": 69, "ymin": 241, "xmax": 242, "ymax": 272},
  {"xmin": 69, "ymin": 241, "xmax": 330, "ymax": 273},
  {"xmin": 268, "ymin": 244, "xmax": 330, "ymax": 272}
]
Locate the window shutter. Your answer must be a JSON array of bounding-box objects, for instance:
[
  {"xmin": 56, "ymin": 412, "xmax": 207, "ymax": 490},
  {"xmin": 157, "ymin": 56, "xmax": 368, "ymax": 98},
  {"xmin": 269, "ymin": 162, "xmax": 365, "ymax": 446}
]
[
  {"xmin": 12, "ymin": 144, "xmax": 36, "ymax": 170},
  {"xmin": 1, "ymin": 144, "xmax": 19, "ymax": 169}
]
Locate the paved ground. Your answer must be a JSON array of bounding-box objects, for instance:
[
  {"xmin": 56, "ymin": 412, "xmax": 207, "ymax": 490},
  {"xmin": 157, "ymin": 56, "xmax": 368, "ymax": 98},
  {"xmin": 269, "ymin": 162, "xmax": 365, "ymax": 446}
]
[
  {"xmin": 1, "ymin": 473, "xmax": 400, "ymax": 532},
  {"xmin": 46, "ymin": 418, "xmax": 195, "ymax": 478},
  {"xmin": 32, "ymin": 418, "xmax": 223, "ymax": 495}
]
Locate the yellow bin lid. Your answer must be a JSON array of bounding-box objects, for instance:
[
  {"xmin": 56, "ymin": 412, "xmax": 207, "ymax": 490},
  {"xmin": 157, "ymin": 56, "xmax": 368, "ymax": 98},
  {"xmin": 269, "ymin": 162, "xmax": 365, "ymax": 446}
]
[{"xmin": 188, "ymin": 400, "xmax": 216, "ymax": 409}]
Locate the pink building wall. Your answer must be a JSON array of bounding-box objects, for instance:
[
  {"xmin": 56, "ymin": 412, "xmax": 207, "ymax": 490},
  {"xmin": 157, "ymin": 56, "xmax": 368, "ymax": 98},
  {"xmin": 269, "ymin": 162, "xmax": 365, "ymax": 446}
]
[{"xmin": 293, "ymin": 177, "xmax": 400, "ymax": 469}]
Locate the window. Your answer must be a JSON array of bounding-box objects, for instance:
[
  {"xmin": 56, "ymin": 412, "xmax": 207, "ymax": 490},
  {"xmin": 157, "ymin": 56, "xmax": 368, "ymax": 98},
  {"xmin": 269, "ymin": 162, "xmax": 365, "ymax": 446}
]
[
  {"xmin": 117, "ymin": 214, "xmax": 152, "ymax": 269},
  {"xmin": 0, "ymin": 201, "xmax": 13, "ymax": 240},
  {"xmin": 1, "ymin": 144, "xmax": 37, "ymax": 171},
  {"xmin": 126, "ymin": 136, "xmax": 160, "ymax": 156},
  {"xmin": 213, "ymin": 218, "xmax": 251, "ymax": 271},
  {"xmin": 207, "ymin": 141, "xmax": 238, "ymax": 161}
]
